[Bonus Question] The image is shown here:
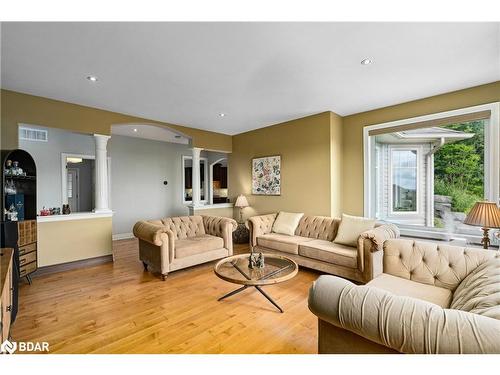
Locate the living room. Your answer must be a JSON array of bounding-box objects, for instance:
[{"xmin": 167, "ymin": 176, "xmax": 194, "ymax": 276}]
[{"xmin": 1, "ymin": 1, "xmax": 500, "ymax": 373}]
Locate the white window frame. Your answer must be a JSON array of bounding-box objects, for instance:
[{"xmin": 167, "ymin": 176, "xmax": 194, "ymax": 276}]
[
  {"xmin": 182, "ymin": 155, "xmax": 209, "ymax": 205},
  {"xmin": 389, "ymin": 146, "xmax": 421, "ymax": 216},
  {"xmin": 363, "ymin": 102, "xmax": 500, "ymax": 241}
]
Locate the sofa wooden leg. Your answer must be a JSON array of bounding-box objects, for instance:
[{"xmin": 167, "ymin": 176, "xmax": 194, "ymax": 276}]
[
  {"xmin": 142, "ymin": 261, "xmax": 148, "ymax": 271},
  {"xmin": 161, "ymin": 273, "xmax": 168, "ymax": 281}
]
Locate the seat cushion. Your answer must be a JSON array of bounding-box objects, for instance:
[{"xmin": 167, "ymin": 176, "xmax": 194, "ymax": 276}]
[
  {"xmin": 299, "ymin": 240, "xmax": 358, "ymax": 269},
  {"xmin": 175, "ymin": 234, "xmax": 224, "ymax": 259},
  {"xmin": 367, "ymin": 273, "xmax": 452, "ymax": 308},
  {"xmin": 450, "ymin": 257, "xmax": 500, "ymax": 320},
  {"xmin": 256, "ymin": 233, "xmax": 313, "ymax": 254}
]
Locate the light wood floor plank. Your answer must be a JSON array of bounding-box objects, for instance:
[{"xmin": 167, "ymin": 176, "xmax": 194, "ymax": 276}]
[{"xmin": 12, "ymin": 240, "xmax": 320, "ymax": 354}]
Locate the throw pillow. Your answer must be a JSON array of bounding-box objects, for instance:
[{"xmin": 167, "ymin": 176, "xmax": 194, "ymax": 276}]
[
  {"xmin": 450, "ymin": 256, "xmax": 500, "ymax": 320},
  {"xmin": 272, "ymin": 211, "xmax": 304, "ymax": 236},
  {"xmin": 334, "ymin": 213, "xmax": 376, "ymax": 247}
]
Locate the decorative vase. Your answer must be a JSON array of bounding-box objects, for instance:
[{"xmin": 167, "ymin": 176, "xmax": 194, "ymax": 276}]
[{"xmin": 62, "ymin": 204, "xmax": 71, "ymax": 215}]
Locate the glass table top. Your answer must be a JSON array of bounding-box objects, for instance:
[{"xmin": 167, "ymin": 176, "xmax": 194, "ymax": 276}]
[{"xmin": 214, "ymin": 253, "xmax": 298, "ymax": 286}]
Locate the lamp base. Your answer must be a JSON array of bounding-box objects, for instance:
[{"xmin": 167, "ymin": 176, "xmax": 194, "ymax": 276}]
[{"xmin": 481, "ymin": 227, "xmax": 490, "ymax": 249}]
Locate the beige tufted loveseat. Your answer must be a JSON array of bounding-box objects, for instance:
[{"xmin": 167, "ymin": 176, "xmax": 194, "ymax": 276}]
[
  {"xmin": 133, "ymin": 215, "xmax": 237, "ymax": 280},
  {"xmin": 308, "ymin": 238, "xmax": 500, "ymax": 353},
  {"xmin": 248, "ymin": 214, "xmax": 399, "ymax": 283}
]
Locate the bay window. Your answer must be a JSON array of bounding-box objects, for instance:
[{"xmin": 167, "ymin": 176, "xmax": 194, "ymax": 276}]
[{"xmin": 364, "ymin": 102, "xmax": 500, "ymax": 244}]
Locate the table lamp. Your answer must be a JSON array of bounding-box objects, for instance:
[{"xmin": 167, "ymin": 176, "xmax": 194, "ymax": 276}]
[
  {"xmin": 234, "ymin": 194, "xmax": 249, "ymax": 224},
  {"xmin": 464, "ymin": 201, "xmax": 500, "ymax": 249}
]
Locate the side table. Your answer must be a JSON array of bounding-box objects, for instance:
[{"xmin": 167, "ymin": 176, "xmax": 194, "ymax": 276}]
[{"xmin": 233, "ymin": 222, "xmax": 249, "ymax": 244}]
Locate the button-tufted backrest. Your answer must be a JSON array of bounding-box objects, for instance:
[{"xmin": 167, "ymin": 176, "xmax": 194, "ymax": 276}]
[
  {"xmin": 202, "ymin": 215, "xmax": 236, "ymax": 237},
  {"xmin": 150, "ymin": 216, "xmax": 205, "ymax": 240},
  {"xmin": 383, "ymin": 239, "xmax": 499, "ymax": 291},
  {"xmin": 294, "ymin": 215, "xmax": 341, "ymax": 241}
]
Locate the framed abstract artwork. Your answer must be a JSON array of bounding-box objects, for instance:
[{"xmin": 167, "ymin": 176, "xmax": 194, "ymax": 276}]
[{"xmin": 252, "ymin": 155, "xmax": 281, "ymax": 195}]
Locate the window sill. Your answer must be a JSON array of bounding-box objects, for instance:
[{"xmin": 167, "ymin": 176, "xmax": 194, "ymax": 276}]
[
  {"xmin": 37, "ymin": 211, "xmax": 113, "ymax": 223},
  {"xmin": 188, "ymin": 203, "xmax": 234, "ymax": 210},
  {"xmin": 397, "ymin": 225, "xmax": 483, "ymax": 245}
]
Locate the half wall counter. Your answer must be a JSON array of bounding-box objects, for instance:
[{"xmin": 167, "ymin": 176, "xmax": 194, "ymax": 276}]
[{"xmin": 37, "ymin": 212, "xmax": 113, "ymax": 267}]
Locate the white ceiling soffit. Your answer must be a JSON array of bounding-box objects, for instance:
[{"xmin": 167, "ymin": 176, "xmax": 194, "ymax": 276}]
[
  {"xmin": 1, "ymin": 22, "xmax": 499, "ymax": 135},
  {"xmin": 111, "ymin": 124, "xmax": 189, "ymax": 144}
]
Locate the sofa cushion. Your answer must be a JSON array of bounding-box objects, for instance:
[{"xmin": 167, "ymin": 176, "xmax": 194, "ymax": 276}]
[
  {"xmin": 256, "ymin": 233, "xmax": 313, "ymax": 254},
  {"xmin": 334, "ymin": 214, "xmax": 376, "ymax": 247},
  {"xmin": 175, "ymin": 234, "xmax": 224, "ymax": 259},
  {"xmin": 367, "ymin": 273, "xmax": 452, "ymax": 308},
  {"xmin": 299, "ymin": 240, "xmax": 358, "ymax": 269},
  {"xmin": 272, "ymin": 211, "xmax": 304, "ymax": 236},
  {"xmin": 450, "ymin": 257, "xmax": 500, "ymax": 320}
]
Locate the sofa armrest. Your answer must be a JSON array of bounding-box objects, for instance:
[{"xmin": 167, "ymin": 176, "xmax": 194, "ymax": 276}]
[
  {"xmin": 202, "ymin": 216, "xmax": 237, "ymax": 253},
  {"xmin": 358, "ymin": 223, "xmax": 400, "ymax": 253},
  {"xmin": 356, "ymin": 223, "xmax": 400, "ymax": 280},
  {"xmin": 247, "ymin": 213, "xmax": 278, "ymax": 248},
  {"xmin": 133, "ymin": 220, "xmax": 174, "ymax": 247},
  {"xmin": 308, "ymin": 275, "xmax": 500, "ymax": 354},
  {"xmin": 133, "ymin": 221, "xmax": 175, "ymax": 270}
]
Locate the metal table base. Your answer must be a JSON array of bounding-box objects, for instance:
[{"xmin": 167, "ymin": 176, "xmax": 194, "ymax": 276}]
[
  {"xmin": 218, "ymin": 284, "xmax": 284, "ymax": 313},
  {"xmin": 217, "ymin": 259, "xmax": 292, "ymax": 313}
]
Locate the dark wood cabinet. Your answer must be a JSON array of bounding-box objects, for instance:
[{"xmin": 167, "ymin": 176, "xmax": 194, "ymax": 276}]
[
  {"xmin": 185, "ymin": 167, "xmax": 192, "ymax": 189},
  {"xmin": 220, "ymin": 167, "xmax": 227, "ymax": 188},
  {"xmin": 213, "ymin": 164, "xmax": 227, "ymax": 188},
  {"xmin": 1, "ymin": 149, "xmax": 38, "ymax": 296},
  {"xmin": 184, "ymin": 166, "xmax": 205, "ymax": 189}
]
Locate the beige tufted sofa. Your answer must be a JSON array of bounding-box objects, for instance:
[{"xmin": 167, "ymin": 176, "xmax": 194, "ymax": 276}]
[
  {"xmin": 308, "ymin": 238, "xmax": 500, "ymax": 354},
  {"xmin": 133, "ymin": 215, "xmax": 237, "ymax": 280},
  {"xmin": 248, "ymin": 214, "xmax": 399, "ymax": 283}
]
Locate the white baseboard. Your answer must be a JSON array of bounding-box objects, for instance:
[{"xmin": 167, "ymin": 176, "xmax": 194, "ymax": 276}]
[{"xmin": 113, "ymin": 232, "xmax": 134, "ymax": 240}]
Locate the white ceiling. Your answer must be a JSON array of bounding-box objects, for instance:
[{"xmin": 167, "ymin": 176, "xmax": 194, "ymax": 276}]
[
  {"xmin": 111, "ymin": 124, "xmax": 189, "ymax": 144},
  {"xmin": 1, "ymin": 22, "xmax": 499, "ymax": 135}
]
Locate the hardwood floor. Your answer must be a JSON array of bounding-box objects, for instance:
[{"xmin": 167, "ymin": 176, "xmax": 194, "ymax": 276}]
[{"xmin": 12, "ymin": 239, "xmax": 320, "ymax": 354}]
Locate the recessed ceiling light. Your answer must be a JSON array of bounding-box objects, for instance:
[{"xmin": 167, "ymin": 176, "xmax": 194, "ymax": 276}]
[
  {"xmin": 360, "ymin": 58, "xmax": 373, "ymax": 66},
  {"xmin": 133, "ymin": 128, "xmax": 138, "ymax": 132},
  {"xmin": 86, "ymin": 75, "xmax": 98, "ymax": 82},
  {"xmin": 219, "ymin": 113, "xmax": 226, "ymax": 117}
]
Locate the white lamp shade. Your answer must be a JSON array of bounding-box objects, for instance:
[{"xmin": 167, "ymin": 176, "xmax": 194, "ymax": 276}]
[{"xmin": 235, "ymin": 195, "xmax": 249, "ymax": 208}]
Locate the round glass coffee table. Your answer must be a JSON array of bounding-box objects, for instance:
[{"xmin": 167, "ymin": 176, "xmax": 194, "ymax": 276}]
[{"xmin": 214, "ymin": 253, "xmax": 298, "ymax": 313}]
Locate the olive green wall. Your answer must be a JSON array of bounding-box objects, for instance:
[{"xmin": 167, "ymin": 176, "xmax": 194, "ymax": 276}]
[
  {"xmin": 342, "ymin": 81, "xmax": 500, "ymax": 216},
  {"xmin": 0, "ymin": 89, "xmax": 232, "ymax": 152},
  {"xmin": 330, "ymin": 111, "xmax": 343, "ymax": 217},
  {"xmin": 228, "ymin": 111, "xmax": 343, "ymax": 220}
]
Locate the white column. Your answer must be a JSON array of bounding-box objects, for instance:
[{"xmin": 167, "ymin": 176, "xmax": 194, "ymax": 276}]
[
  {"xmin": 191, "ymin": 147, "xmax": 202, "ymax": 207},
  {"xmin": 209, "ymin": 165, "xmax": 214, "ymax": 205},
  {"xmin": 94, "ymin": 134, "xmax": 111, "ymax": 213}
]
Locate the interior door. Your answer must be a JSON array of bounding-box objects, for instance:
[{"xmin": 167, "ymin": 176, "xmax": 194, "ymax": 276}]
[{"xmin": 67, "ymin": 168, "xmax": 80, "ymax": 212}]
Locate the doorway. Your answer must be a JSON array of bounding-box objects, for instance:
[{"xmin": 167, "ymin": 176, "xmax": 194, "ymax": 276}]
[{"xmin": 67, "ymin": 168, "xmax": 80, "ymax": 212}]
